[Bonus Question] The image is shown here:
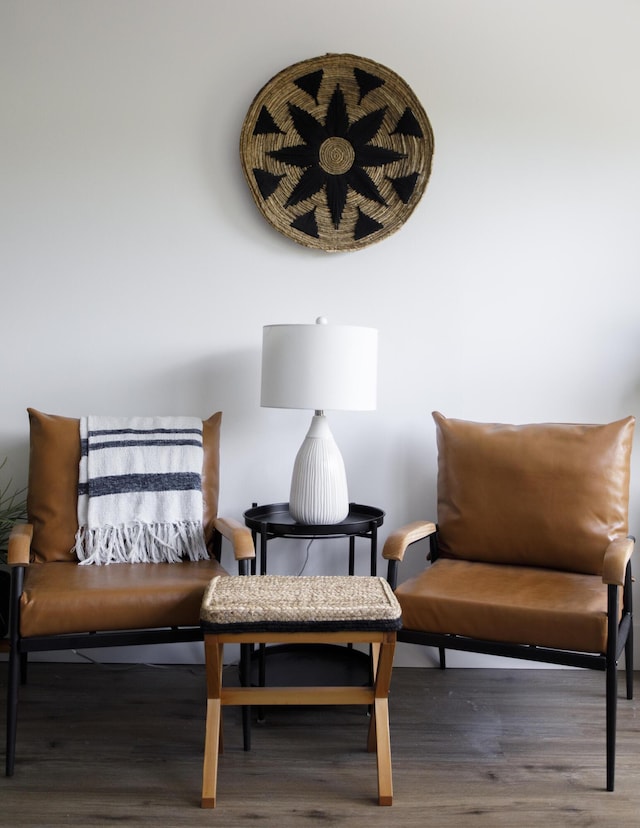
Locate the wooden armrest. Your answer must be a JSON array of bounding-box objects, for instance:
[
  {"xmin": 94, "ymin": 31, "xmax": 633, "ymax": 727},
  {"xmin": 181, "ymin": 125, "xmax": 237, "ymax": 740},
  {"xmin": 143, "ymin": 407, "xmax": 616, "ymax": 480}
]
[
  {"xmin": 382, "ymin": 520, "xmax": 437, "ymax": 563},
  {"xmin": 213, "ymin": 516, "xmax": 255, "ymax": 561},
  {"xmin": 602, "ymin": 536, "xmax": 634, "ymax": 586},
  {"xmin": 7, "ymin": 523, "xmax": 33, "ymax": 566}
]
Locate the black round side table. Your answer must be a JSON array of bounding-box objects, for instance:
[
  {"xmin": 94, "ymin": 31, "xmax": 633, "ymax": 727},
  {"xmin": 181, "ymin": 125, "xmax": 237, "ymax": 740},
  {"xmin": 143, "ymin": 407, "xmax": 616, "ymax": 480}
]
[
  {"xmin": 238, "ymin": 503, "xmax": 386, "ymax": 748},
  {"xmin": 243, "ymin": 502, "xmax": 385, "ymax": 576}
]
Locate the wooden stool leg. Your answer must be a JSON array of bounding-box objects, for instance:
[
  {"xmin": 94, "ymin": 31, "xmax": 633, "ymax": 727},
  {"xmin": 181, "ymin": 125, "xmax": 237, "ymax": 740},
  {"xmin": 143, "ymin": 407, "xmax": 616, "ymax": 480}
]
[
  {"xmin": 367, "ymin": 639, "xmax": 388, "ymax": 751},
  {"xmin": 371, "ymin": 634, "xmax": 395, "ymax": 806},
  {"xmin": 374, "ymin": 696, "xmax": 392, "ymax": 806},
  {"xmin": 201, "ymin": 636, "xmax": 224, "ymax": 809}
]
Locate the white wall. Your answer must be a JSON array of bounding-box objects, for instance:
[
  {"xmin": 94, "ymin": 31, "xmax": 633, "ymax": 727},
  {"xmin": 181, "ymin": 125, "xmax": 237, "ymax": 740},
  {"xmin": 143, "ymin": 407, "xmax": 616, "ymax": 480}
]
[{"xmin": 1, "ymin": 1, "xmax": 639, "ymax": 667}]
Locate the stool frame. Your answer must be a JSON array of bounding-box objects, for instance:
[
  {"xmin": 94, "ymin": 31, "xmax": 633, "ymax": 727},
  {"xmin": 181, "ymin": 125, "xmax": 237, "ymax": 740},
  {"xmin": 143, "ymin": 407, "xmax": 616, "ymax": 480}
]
[{"xmin": 201, "ymin": 629, "xmax": 397, "ymax": 807}]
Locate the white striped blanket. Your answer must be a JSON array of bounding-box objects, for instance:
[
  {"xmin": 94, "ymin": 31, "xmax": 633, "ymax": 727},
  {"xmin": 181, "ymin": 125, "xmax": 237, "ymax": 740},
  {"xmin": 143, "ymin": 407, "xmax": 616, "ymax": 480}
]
[{"xmin": 74, "ymin": 415, "xmax": 209, "ymax": 565}]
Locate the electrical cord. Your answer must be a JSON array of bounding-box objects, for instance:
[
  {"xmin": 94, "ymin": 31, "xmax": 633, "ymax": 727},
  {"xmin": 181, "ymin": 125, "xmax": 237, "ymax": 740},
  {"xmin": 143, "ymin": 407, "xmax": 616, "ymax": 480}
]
[{"xmin": 296, "ymin": 538, "xmax": 314, "ymax": 575}]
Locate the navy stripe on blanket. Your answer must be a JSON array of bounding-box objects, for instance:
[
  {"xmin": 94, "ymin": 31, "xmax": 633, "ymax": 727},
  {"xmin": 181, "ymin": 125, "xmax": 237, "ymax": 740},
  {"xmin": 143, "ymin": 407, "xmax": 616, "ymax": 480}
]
[
  {"xmin": 80, "ymin": 472, "xmax": 202, "ymax": 498},
  {"xmin": 81, "ymin": 438, "xmax": 202, "ymax": 456},
  {"xmin": 89, "ymin": 428, "xmax": 202, "ymax": 436}
]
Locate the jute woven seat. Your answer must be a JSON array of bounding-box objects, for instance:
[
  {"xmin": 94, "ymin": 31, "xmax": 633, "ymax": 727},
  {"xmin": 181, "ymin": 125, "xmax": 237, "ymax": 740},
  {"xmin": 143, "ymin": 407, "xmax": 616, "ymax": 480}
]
[{"xmin": 200, "ymin": 575, "xmax": 402, "ymax": 807}]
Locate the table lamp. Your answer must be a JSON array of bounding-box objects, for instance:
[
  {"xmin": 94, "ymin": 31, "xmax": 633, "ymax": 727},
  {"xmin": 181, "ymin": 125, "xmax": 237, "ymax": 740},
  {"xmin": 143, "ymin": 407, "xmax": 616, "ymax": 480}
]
[{"xmin": 261, "ymin": 317, "xmax": 378, "ymax": 525}]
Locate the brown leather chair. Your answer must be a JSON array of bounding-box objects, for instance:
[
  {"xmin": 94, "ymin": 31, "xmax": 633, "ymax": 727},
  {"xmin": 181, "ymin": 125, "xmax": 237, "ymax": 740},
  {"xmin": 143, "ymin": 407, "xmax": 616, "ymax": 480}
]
[
  {"xmin": 5, "ymin": 409, "xmax": 255, "ymax": 776},
  {"xmin": 383, "ymin": 412, "xmax": 635, "ymax": 791}
]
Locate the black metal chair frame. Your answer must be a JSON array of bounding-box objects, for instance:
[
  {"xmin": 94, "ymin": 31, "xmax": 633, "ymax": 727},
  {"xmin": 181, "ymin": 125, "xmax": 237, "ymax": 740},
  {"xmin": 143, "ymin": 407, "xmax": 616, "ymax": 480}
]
[
  {"xmin": 386, "ymin": 531, "xmax": 634, "ymax": 792},
  {"xmin": 5, "ymin": 530, "xmax": 250, "ymax": 777}
]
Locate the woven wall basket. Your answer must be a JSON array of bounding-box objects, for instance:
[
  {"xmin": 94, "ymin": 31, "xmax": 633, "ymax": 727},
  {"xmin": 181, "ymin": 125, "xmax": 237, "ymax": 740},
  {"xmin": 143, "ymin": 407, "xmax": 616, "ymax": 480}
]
[{"xmin": 240, "ymin": 53, "xmax": 434, "ymax": 252}]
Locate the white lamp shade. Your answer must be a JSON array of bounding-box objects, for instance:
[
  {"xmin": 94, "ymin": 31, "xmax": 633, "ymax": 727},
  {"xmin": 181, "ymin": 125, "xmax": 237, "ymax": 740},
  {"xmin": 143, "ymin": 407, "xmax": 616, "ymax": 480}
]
[{"xmin": 261, "ymin": 320, "xmax": 377, "ymax": 411}]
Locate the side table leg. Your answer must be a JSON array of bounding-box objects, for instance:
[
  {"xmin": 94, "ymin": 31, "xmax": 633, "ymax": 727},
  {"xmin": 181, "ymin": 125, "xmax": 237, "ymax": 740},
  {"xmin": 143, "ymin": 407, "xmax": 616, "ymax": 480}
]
[
  {"xmin": 240, "ymin": 642, "xmax": 252, "ymax": 750},
  {"xmin": 367, "ymin": 642, "xmax": 381, "ymax": 751}
]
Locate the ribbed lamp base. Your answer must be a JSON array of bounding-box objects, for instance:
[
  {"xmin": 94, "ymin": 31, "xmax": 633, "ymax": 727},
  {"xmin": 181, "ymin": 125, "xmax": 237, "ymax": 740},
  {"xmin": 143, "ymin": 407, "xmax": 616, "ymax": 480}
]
[{"xmin": 289, "ymin": 413, "xmax": 349, "ymax": 525}]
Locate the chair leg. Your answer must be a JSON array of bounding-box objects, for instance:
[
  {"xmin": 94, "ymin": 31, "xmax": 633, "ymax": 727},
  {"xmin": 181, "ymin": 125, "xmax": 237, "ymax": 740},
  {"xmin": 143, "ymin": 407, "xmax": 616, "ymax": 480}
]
[
  {"xmin": 439, "ymin": 647, "xmax": 446, "ymax": 670},
  {"xmin": 623, "ymin": 561, "xmax": 634, "ymax": 701},
  {"xmin": 606, "ymin": 661, "xmax": 617, "ymax": 792},
  {"xmin": 5, "ymin": 643, "xmax": 20, "ymax": 776},
  {"xmin": 6, "ymin": 566, "xmax": 24, "ymax": 777},
  {"xmin": 606, "ymin": 583, "xmax": 619, "ymax": 792},
  {"xmin": 625, "ymin": 620, "xmax": 634, "ymax": 701}
]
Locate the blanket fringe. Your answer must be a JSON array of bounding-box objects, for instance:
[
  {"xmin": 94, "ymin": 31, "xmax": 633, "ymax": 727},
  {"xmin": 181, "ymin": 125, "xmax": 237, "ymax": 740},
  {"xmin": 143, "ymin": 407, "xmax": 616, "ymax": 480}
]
[{"xmin": 74, "ymin": 521, "xmax": 209, "ymax": 566}]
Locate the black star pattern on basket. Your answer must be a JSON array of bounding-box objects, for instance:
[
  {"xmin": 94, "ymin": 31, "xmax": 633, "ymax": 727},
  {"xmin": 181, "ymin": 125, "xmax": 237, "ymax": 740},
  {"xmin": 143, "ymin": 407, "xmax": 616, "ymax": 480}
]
[
  {"xmin": 267, "ymin": 84, "xmax": 406, "ymax": 232},
  {"xmin": 251, "ymin": 68, "xmax": 425, "ymax": 241}
]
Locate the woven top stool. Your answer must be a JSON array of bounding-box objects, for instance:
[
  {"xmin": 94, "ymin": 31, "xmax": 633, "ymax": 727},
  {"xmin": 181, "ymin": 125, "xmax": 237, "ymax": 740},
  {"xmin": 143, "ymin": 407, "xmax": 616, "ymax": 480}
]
[{"xmin": 200, "ymin": 574, "xmax": 402, "ymax": 808}]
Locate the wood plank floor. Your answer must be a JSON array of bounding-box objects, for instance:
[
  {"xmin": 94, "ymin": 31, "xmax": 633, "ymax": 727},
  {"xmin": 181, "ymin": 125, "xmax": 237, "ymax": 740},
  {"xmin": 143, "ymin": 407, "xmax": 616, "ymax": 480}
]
[{"xmin": 1, "ymin": 663, "xmax": 639, "ymax": 827}]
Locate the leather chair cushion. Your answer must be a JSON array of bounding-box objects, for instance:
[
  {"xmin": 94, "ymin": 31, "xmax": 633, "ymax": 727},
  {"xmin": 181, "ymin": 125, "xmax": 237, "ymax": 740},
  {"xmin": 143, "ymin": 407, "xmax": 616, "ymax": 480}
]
[
  {"xmin": 433, "ymin": 411, "xmax": 634, "ymax": 575},
  {"xmin": 26, "ymin": 409, "xmax": 221, "ymax": 563},
  {"xmin": 395, "ymin": 558, "xmax": 610, "ymax": 653},
  {"xmin": 19, "ymin": 558, "xmax": 227, "ymax": 637}
]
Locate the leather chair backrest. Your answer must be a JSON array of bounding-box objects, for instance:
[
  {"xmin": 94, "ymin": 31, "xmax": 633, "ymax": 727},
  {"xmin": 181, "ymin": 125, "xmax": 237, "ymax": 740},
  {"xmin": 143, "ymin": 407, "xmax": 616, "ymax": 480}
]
[
  {"xmin": 26, "ymin": 409, "xmax": 221, "ymax": 563},
  {"xmin": 433, "ymin": 411, "xmax": 634, "ymax": 575}
]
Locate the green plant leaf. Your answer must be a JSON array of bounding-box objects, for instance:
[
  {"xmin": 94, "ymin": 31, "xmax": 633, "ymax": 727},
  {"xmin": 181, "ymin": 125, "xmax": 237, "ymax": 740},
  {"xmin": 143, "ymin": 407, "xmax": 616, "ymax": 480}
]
[{"xmin": 0, "ymin": 457, "xmax": 27, "ymax": 559}]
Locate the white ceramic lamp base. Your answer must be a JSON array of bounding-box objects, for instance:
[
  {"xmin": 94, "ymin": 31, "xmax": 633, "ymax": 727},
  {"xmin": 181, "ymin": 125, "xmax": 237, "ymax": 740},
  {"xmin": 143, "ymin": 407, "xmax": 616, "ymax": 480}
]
[{"xmin": 289, "ymin": 413, "xmax": 349, "ymax": 525}]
